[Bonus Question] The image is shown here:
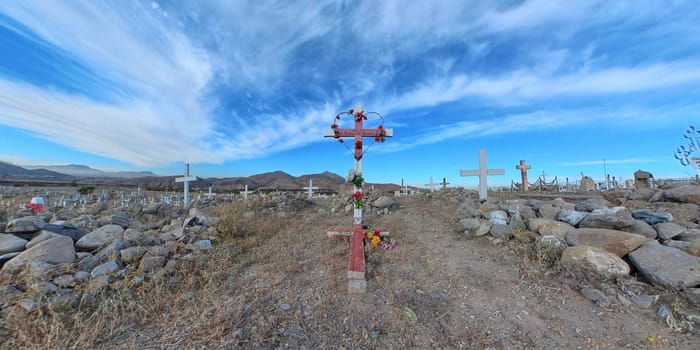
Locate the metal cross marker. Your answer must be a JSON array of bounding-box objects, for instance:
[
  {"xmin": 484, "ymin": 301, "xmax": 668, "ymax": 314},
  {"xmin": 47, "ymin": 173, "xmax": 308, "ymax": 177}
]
[
  {"xmin": 175, "ymin": 163, "xmax": 197, "ymax": 208},
  {"xmin": 442, "ymin": 177, "xmax": 450, "ymax": 189},
  {"xmin": 303, "ymin": 179, "xmax": 318, "ymax": 198},
  {"xmin": 324, "ymin": 104, "xmax": 393, "ymax": 293},
  {"xmin": 516, "ymin": 160, "xmax": 531, "ymax": 191},
  {"xmin": 425, "ymin": 176, "xmax": 436, "ymax": 192},
  {"xmin": 460, "ymin": 149, "xmax": 505, "ymax": 202}
]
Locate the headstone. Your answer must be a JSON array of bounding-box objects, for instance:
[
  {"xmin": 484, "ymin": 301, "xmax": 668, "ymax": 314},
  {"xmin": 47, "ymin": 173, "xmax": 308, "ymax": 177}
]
[
  {"xmin": 516, "ymin": 160, "xmax": 531, "ymax": 191},
  {"xmin": 175, "ymin": 163, "xmax": 197, "ymax": 208},
  {"xmin": 303, "ymin": 179, "xmax": 318, "ymax": 199},
  {"xmin": 634, "ymin": 169, "xmax": 654, "ymax": 189},
  {"xmin": 459, "ymin": 149, "xmax": 505, "ymax": 202},
  {"xmin": 580, "ymin": 175, "xmax": 596, "ymax": 192},
  {"xmin": 324, "ymin": 104, "xmax": 393, "ymax": 293}
]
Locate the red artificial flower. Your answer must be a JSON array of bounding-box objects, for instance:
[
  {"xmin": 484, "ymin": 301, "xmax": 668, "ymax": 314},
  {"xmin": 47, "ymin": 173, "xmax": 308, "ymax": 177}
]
[
  {"xmin": 335, "ymin": 115, "xmax": 340, "ymax": 120},
  {"xmin": 355, "ymin": 140, "xmax": 362, "ymax": 149},
  {"xmin": 349, "ymin": 109, "xmax": 354, "ymax": 114},
  {"xmin": 331, "ymin": 123, "xmax": 338, "ymax": 129},
  {"xmin": 351, "ymin": 191, "xmax": 364, "ymax": 200}
]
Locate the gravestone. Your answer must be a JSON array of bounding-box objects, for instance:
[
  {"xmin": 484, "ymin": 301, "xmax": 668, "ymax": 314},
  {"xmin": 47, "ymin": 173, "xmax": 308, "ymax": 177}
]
[
  {"xmin": 634, "ymin": 170, "xmax": 654, "ymax": 189},
  {"xmin": 516, "ymin": 160, "xmax": 531, "ymax": 191},
  {"xmin": 580, "ymin": 175, "xmax": 596, "ymax": 192},
  {"xmin": 175, "ymin": 163, "xmax": 197, "ymax": 208},
  {"xmin": 303, "ymin": 179, "xmax": 318, "ymax": 199},
  {"xmin": 459, "ymin": 149, "xmax": 505, "ymax": 202},
  {"xmin": 324, "ymin": 104, "xmax": 393, "ymax": 293}
]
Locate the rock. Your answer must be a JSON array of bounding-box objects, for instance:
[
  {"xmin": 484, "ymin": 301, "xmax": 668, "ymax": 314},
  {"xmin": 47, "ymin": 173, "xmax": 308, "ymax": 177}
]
[
  {"xmin": 76, "ymin": 224, "xmax": 124, "ymax": 250},
  {"xmin": 603, "ymin": 190, "xmax": 631, "ymax": 205},
  {"xmin": 123, "ymin": 228, "xmax": 145, "ymax": 244},
  {"xmin": 91, "ymin": 261, "xmax": 119, "ymax": 278},
  {"xmin": 109, "ymin": 212, "xmax": 131, "ymax": 228},
  {"xmin": 663, "ymin": 184, "xmax": 700, "ymax": 204},
  {"xmin": 120, "ymin": 246, "xmax": 147, "ymax": 264},
  {"xmin": 5, "ymin": 216, "xmax": 46, "ymax": 234},
  {"xmin": 683, "ymin": 288, "xmax": 700, "ymax": 308},
  {"xmin": 538, "ymin": 204, "xmax": 560, "ymax": 220},
  {"xmin": 575, "ymin": 198, "xmax": 610, "ymax": 212},
  {"xmin": 1, "ymin": 235, "xmax": 75, "ymax": 273},
  {"xmin": 687, "ymin": 241, "xmax": 700, "ymax": 257},
  {"xmin": 142, "ymin": 202, "xmax": 170, "ymax": 215},
  {"xmin": 552, "ymin": 198, "xmax": 575, "ymax": 210},
  {"xmin": 372, "ymin": 196, "xmax": 399, "ymax": 211},
  {"xmin": 42, "ymin": 224, "xmax": 89, "ymax": 241},
  {"xmin": 0, "ymin": 233, "xmax": 27, "ymax": 255},
  {"xmin": 455, "ymin": 199, "xmax": 481, "ymax": 218},
  {"xmin": 631, "ymin": 294, "xmax": 657, "ymax": 309},
  {"xmin": 77, "ymin": 254, "xmax": 100, "ymax": 272},
  {"xmin": 677, "ymin": 229, "xmax": 700, "ymax": 242},
  {"xmin": 192, "ymin": 240, "xmax": 212, "ymax": 249},
  {"xmin": 624, "ymin": 220, "xmax": 657, "ymax": 239},
  {"xmin": 0, "ymin": 222, "xmax": 5, "ymax": 233},
  {"xmin": 578, "ymin": 207, "xmax": 636, "ymax": 230},
  {"xmin": 508, "ymin": 216, "xmax": 527, "ymax": 233},
  {"xmin": 654, "ymin": 222, "xmax": 686, "ymax": 240},
  {"xmin": 557, "ymin": 209, "xmax": 588, "ymax": 226},
  {"xmin": 628, "ymin": 241, "xmax": 700, "ymax": 289},
  {"xmin": 53, "ymin": 274, "xmax": 77, "ymax": 288},
  {"xmin": 48, "ymin": 290, "xmax": 80, "ymax": 311},
  {"xmin": 561, "ymin": 245, "xmax": 630, "ymax": 276},
  {"xmin": 486, "ymin": 210, "xmax": 508, "ymax": 225},
  {"xmin": 527, "ymin": 218, "xmax": 573, "ymax": 238},
  {"xmin": 183, "ymin": 208, "xmax": 212, "ymax": 227},
  {"xmin": 580, "ymin": 288, "xmax": 611, "ymax": 307},
  {"xmin": 490, "ymin": 224, "xmax": 512, "ymax": 240},
  {"xmin": 0, "ymin": 252, "xmax": 20, "ymax": 265},
  {"xmin": 146, "ymin": 246, "xmax": 169, "ymax": 258},
  {"xmin": 456, "ymin": 218, "xmax": 480, "ymax": 233},
  {"xmin": 25, "ymin": 230, "xmax": 63, "ymax": 249},
  {"xmin": 94, "ymin": 239, "xmax": 126, "ymax": 263},
  {"xmin": 534, "ymin": 235, "xmax": 568, "ymax": 261},
  {"xmin": 138, "ymin": 255, "xmax": 166, "ymax": 274},
  {"xmin": 29, "ymin": 281, "xmax": 58, "ymax": 295},
  {"xmin": 74, "ymin": 271, "xmax": 90, "ymax": 282},
  {"xmin": 565, "ymin": 228, "xmax": 646, "ymax": 256},
  {"xmin": 631, "ymin": 210, "xmax": 673, "ymax": 225}
]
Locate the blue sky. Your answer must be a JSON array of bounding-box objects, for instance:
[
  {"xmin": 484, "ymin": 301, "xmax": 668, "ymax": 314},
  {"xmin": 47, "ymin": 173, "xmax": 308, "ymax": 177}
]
[{"xmin": 0, "ymin": 1, "xmax": 698, "ymax": 188}]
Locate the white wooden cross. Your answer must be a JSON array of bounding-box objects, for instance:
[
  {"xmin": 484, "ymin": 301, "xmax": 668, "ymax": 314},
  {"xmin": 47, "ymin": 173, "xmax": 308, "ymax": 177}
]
[
  {"xmin": 303, "ymin": 179, "xmax": 318, "ymax": 199},
  {"xmin": 207, "ymin": 186, "xmax": 213, "ymax": 199},
  {"xmin": 425, "ymin": 176, "xmax": 436, "ymax": 192},
  {"xmin": 175, "ymin": 163, "xmax": 197, "ymax": 208},
  {"xmin": 242, "ymin": 185, "xmax": 249, "ymax": 201},
  {"xmin": 460, "ymin": 149, "xmax": 505, "ymax": 202}
]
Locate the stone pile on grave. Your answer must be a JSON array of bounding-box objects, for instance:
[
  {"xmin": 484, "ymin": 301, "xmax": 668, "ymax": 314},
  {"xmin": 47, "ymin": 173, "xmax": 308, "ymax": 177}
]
[{"xmin": 453, "ymin": 183, "xmax": 700, "ymax": 291}]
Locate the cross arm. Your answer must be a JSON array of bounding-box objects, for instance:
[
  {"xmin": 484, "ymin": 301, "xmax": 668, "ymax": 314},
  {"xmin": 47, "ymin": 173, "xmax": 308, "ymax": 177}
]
[{"xmin": 324, "ymin": 128, "xmax": 394, "ymax": 138}]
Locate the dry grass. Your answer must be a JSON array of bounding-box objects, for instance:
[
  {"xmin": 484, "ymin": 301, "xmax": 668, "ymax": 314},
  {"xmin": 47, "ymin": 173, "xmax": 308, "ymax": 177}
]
[{"xmin": 1, "ymin": 194, "xmax": 698, "ymax": 349}]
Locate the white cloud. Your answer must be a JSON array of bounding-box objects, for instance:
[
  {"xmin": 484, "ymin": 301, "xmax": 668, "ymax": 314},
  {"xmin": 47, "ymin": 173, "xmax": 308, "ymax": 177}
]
[{"xmin": 559, "ymin": 158, "xmax": 668, "ymax": 166}]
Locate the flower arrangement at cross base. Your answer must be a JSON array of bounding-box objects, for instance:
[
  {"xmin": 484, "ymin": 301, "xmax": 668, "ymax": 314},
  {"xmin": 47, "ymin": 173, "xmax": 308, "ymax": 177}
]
[
  {"xmin": 365, "ymin": 227, "xmax": 396, "ymax": 249},
  {"xmin": 350, "ymin": 191, "xmax": 364, "ymax": 209},
  {"xmin": 350, "ymin": 173, "xmax": 364, "ymax": 189}
]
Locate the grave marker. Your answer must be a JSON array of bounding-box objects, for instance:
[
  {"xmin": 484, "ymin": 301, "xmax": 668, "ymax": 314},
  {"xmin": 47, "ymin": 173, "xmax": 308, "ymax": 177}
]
[
  {"xmin": 459, "ymin": 149, "xmax": 505, "ymax": 202},
  {"xmin": 442, "ymin": 177, "xmax": 450, "ymax": 189},
  {"xmin": 175, "ymin": 163, "xmax": 197, "ymax": 208},
  {"xmin": 303, "ymin": 179, "xmax": 318, "ymax": 199},
  {"xmin": 425, "ymin": 176, "xmax": 436, "ymax": 192},
  {"xmin": 324, "ymin": 104, "xmax": 393, "ymax": 293},
  {"xmin": 516, "ymin": 160, "xmax": 531, "ymax": 191}
]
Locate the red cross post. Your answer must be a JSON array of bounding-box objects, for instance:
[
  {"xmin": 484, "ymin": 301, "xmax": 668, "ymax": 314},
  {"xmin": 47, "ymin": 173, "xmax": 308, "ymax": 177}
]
[
  {"xmin": 324, "ymin": 104, "xmax": 393, "ymax": 293},
  {"xmin": 516, "ymin": 160, "xmax": 531, "ymax": 191}
]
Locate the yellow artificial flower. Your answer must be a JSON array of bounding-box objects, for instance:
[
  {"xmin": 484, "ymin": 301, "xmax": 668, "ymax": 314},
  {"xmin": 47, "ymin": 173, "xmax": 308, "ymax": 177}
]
[{"xmin": 371, "ymin": 235, "xmax": 382, "ymax": 247}]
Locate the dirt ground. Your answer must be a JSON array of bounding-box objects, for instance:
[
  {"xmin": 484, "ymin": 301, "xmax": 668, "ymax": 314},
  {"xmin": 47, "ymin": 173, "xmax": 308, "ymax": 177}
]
[{"xmin": 2, "ymin": 191, "xmax": 699, "ymax": 349}]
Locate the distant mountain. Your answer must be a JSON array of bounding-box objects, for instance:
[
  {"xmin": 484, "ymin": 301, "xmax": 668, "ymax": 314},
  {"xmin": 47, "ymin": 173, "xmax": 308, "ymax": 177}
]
[
  {"xmin": 23, "ymin": 164, "xmax": 157, "ymax": 178},
  {"xmin": 0, "ymin": 161, "xmax": 71, "ymax": 179}
]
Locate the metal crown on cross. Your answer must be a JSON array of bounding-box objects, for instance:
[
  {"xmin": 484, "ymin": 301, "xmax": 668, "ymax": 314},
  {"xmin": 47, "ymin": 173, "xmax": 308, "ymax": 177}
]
[{"xmin": 324, "ymin": 104, "xmax": 393, "ymax": 293}]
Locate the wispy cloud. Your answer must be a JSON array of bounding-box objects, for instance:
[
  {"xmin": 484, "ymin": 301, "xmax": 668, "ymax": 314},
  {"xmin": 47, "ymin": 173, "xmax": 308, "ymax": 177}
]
[{"xmin": 559, "ymin": 157, "xmax": 668, "ymax": 166}]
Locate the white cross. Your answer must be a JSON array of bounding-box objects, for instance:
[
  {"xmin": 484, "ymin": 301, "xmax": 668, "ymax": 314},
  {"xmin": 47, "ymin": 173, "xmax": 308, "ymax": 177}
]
[
  {"xmin": 175, "ymin": 163, "xmax": 197, "ymax": 208},
  {"xmin": 243, "ymin": 185, "xmax": 249, "ymax": 201},
  {"xmin": 459, "ymin": 149, "xmax": 505, "ymax": 202},
  {"xmin": 303, "ymin": 179, "xmax": 319, "ymax": 198},
  {"xmin": 425, "ymin": 176, "xmax": 436, "ymax": 192},
  {"xmin": 207, "ymin": 186, "xmax": 214, "ymax": 199}
]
